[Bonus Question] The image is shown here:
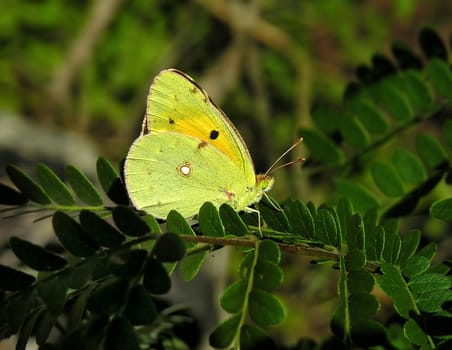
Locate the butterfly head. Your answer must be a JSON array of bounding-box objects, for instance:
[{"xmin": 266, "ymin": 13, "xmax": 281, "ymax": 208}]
[{"xmin": 256, "ymin": 174, "xmax": 274, "ymax": 193}]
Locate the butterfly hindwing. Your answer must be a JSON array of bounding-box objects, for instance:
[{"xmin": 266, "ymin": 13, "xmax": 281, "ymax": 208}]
[{"xmin": 125, "ymin": 132, "xmax": 254, "ymax": 219}]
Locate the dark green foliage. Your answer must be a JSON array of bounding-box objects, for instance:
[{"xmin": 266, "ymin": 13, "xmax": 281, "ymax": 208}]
[
  {"xmin": 0, "ymin": 28, "xmax": 451, "ymax": 350},
  {"xmin": 96, "ymin": 157, "xmax": 130, "ymax": 205},
  {"xmin": 0, "ymin": 265, "xmax": 35, "ymax": 291},
  {"xmin": 9, "ymin": 237, "xmax": 67, "ymax": 271}
]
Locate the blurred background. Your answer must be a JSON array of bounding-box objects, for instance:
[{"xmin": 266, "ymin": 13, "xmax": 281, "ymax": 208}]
[{"xmin": 0, "ymin": 0, "xmax": 451, "ymax": 348}]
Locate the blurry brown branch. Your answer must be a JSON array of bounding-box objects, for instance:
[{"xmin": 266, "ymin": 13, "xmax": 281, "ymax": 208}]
[{"xmin": 48, "ymin": 0, "xmax": 124, "ymax": 118}]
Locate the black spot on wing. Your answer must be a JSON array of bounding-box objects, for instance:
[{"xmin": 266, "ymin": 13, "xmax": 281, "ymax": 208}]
[
  {"xmin": 169, "ymin": 118, "xmax": 175, "ymax": 124},
  {"xmin": 210, "ymin": 130, "xmax": 219, "ymax": 140}
]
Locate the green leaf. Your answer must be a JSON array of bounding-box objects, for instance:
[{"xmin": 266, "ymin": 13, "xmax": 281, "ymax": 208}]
[
  {"xmin": 315, "ymin": 209, "xmax": 338, "ymax": 247},
  {"xmin": 6, "ymin": 165, "xmax": 51, "ymax": 204},
  {"xmin": 311, "ymin": 105, "xmax": 340, "ymax": 133},
  {"xmin": 220, "ymin": 280, "xmax": 247, "ymax": 313},
  {"xmin": 167, "ymin": 210, "xmax": 207, "ymax": 281},
  {"xmin": 0, "ymin": 265, "xmax": 35, "ymax": 291},
  {"xmin": 371, "ymin": 161, "xmax": 405, "ymax": 197},
  {"xmin": 348, "ymin": 270, "xmax": 375, "ymax": 293},
  {"xmin": 260, "ymin": 202, "xmax": 290, "ymax": 232},
  {"xmin": 63, "ymin": 260, "xmax": 94, "ymax": 289},
  {"xmin": 330, "ymin": 306, "xmax": 346, "ymax": 340},
  {"xmin": 415, "ymin": 133, "xmax": 448, "ymax": 169},
  {"xmin": 124, "ymin": 285, "xmax": 157, "ymax": 325},
  {"xmin": 417, "ymin": 242, "xmax": 437, "ymax": 260},
  {"xmin": 34, "ymin": 311, "xmax": 56, "ymax": 345},
  {"xmin": 248, "ymin": 289, "xmax": 286, "ymax": 326},
  {"xmin": 6, "ymin": 289, "xmax": 34, "ymax": 333},
  {"xmin": 209, "ymin": 314, "xmax": 241, "ymax": 348},
  {"xmin": 350, "ymin": 319, "xmax": 386, "ymax": 347},
  {"xmin": 417, "ymin": 289, "xmax": 452, "ymax": 313},
  {"xmin": 68, "ymin": 286, "xmax": 93, "ymax": 329},
  {"xmin": 199, "ymin": 202, "xmax": 224, "ymax": 237},
  {"xmin": 253, "ymin": 260, "xmax": 283, "ymax": 290},
  {"xmin": 409, "ymin": 273, "xmax": 451, "ymax": 293},
  {"xmin": 346, "ymin": 213, "xmax": 364, "ymax": 251},
  {"xmin": 66, "ymin": 165, "xmax": 103, "ymax": 206},
  {"xmin": 299, "ymin": 128, "xmax": 344, "ymax": 163},
  {"xmin": 404, "ymin": 319, "xmax": 428, "ymax": 346},
  {"xmin": 285, "ymin": 200, "xmax": 315, "ymax": 239},
  {"xmin": 112, "ymin": 206, "xmax": 149, "ymax": 236},
  {"xmin": 16, "ymin": 308, "xmax": 42, "ymax": 350},
  {"xmin": 362, "ymin": 206, "xmax": 377, "ymax": 235},
  {"xmin": 143, "ymin": 258, "xmax": 170, "ymax": 294},
  {"xmin": 340, "ymin": 116, "xmax": 369, "ymax": 147},
  {"xmin": 398, "ymin": 229, "xmax": 421, "ymax": 267},
  {"xmin": 87, "ymin": 279, "xmax": 127, "ymax": 315},
  {"xmin": 0, "ymin": 183, "xmax": 28, "ymax": 205},
  {"xmin": 9, "ymin": 237, "xmax": 67, "ymax": 271},
  {"xmin": 179, "ymin": 250, "xmax": 208, "ymax": 282},
  {"xmin": 37, "ymin": 278, "xmax": 67, "ymax": 315},
  {"xmin": 382, "ymin": 220, "xmax": 401, "ymax": 264},
  {"xmin": 425, "ymin": 58, "xmax": 452, "ymax": 99},
  {"xmin": 345, "ymin": 249, "xmax": 365, "ymax": 271},
  {"xmin": 167, "ymin": 210, "xmax": 196, "ymax": 236},
  {"xmin": 403, "ymin": 255, "xmax": 431, "ymax": 279},
  {"xmin": 378, "ymin": 263, "xmax": 415, "ymax": 318},
  {"xmin": 419, "ymin": 28, "xmax": 448, "ymax": 60},
  {"xmin": 392, "ymin": 149, "xmax": 427, "ymax": 184},
  {"xmin": 402, "ymin": 70, "xmax": 433, "ymax": 111},
  {"xmin": 336, "ymin": 178, "xmax": 380, "ymax": 213},
  {"xmin": 96, "ymin": 157, "xmax": 129, "ymax": 205},
  {"xmin": 258, "ymin": 240, "xmax": 280, "ymax": 264},
  {"xmin": 36, "ymin": 163, "xmax": 76, "ymax": 205},
  {"xmin": 365, "ymin": 226, "xmax": 385, "ymax": 262},
  {"xmin": 377, "ymin": 80, "xmax": 413, "ymax": 121},
  {"xmin": 430, "ymin": 198, "xmax": 452, "ymax": 221},
  {"xmin": 52, "ymin": 211, "xmax": 98, "ymax": 257},
  {"xmin": 220, "ymin": 204, "xmax": 248, "ymax": 236},
  {"xmin": 79, "ymin": 210, "xmax": 125, "ymax": 247},
  {"xmin": 348, "ymin": 292, "xmax": 380, "ymax": 319},
  {"xmin": 153, "ymin": 233, "xmax": 185, "ymax": 262},
  {"xmin": 347, "ymin": 98, "xmax": 388, "ymax": 134},
  {"xmin": 109, "ymin": 249, "xmax": 147, "ymax": 280},
  {"xmin": 240, "ymin": 324, "xmax": 276, "ymax": 350},
  {"xmin": 105, "ymin": 317, "xmax": 140, "ymax": 350},
  {"xmin": 337, "ymin": 197, "xmax": 353, "ymax": 241}
]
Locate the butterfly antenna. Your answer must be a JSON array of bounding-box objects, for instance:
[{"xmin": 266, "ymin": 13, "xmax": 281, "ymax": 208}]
[{"xmin": 265, "ymin": 137, "xmax": 304, "ymax": 176}]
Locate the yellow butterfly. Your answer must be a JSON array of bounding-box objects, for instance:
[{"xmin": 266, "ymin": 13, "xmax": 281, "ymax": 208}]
[{"xmin": 124, "ymin": 69, "xmax": 274, "ymax": 220}]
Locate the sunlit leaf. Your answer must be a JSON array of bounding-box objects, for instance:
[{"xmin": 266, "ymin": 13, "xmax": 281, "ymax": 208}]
[
  {"xmin": 36, "ymin": 163, "xmax": 75, "ymax": 205},
  {"xmin": 66, "ymin": 165, "xmax": 102, "ymax": 206},
  {"xmin": 199, "ymin": 202, "xmax": 224, "ymax": 237},
  {"xmin": 6, "ymin": 165, "xmax": 51, "ymax": 204},
  {"xmin": 248, "ymin": 289, "xmax": 285, "ymax": 326}
]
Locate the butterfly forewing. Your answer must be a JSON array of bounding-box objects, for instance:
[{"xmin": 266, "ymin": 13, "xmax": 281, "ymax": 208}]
[{"xmin": 145, "ymin": 69, "xmax": 255, "ymax": 181}]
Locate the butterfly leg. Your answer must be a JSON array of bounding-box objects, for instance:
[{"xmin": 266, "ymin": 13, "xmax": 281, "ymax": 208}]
[{"xmin": 244, "ymin": 206, "xmax": 263, "ymax": 238}]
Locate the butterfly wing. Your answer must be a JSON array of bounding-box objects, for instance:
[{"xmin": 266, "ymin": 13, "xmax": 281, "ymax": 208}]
[
  {"xmin": 142, "ymin": 69, "xmax": 256, "ymax": 184},
  {"xmin": 124, "ymin": 132, "xmax": 258, "ymax": 219}
]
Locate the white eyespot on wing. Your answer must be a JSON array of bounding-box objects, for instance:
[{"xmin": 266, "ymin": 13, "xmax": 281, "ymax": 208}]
[{"xmin": 177, "ymin": 161, "xmax": 192, "ymax": 177}]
